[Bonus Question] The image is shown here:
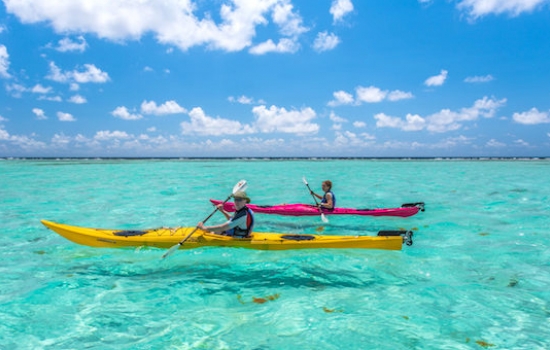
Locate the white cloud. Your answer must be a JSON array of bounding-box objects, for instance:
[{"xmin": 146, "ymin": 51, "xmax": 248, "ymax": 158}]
[
  {"xmin": 272, "ymin": 1, "xmax": 308, "ymax": 37},
  {"xmin": 424, "ymin": 69, "xmax": 448, "ymax": 87},
  {"xmin": 375, "ymin": 96, "xmax": 506, "ymax": 132},
  {"xmin": 387, "ymin": 90, "xmax": 414, "ymax": 101},
  {"xmin": 427, "ymin": 96, "xmax": 506, "ymax": 132},
  {"xmin": 181, "ymin": 107, "xmax": 254, "ymax": 136},
  {"xmin": 249, "ymin": 38, "xmax": 300, "ymax": 55},
  {"xmin": 32, "ymin": 108, "xmax": 47, "ymax": 120},
  {"xmin": 141, "ymin": 100, "xmax": 186, "ymax": 115},
  {"xmin": 330, "ymin": 0, "xmax": 354, "ymax": 22},
  {"xmin": 486, "ymin": 138, "xmax": 505, "ymax": 147},
  {"xmin": 353, "ymin": 121, "xmax": 366, "ymax": 128},
  {"xmin": 51, "ymin": 133, "xmax": 71, "ymax": 146},
  {"xmin": 5, "ymin": 83, "xmax": 26, "ymax": 97},
  {"xmin": 56, "ymin": 36, "xmax": 88, "ymax": 52},
  {"xmin": 512, "ymin": 107, "xmax": 550, "ymax": 125},
  {"xmin": 356, "ymin": 86, "xmax": 387, "ymax": 103},
  {"xmin": 46, "ymin": 62, "xmax": 110, "ymax": 84},
  {"xmin": 252, "ymin": 105, "xmax": 319, "ymax": 135},
  {"xmin": 31, "ymin": 84, "xmax": 52, "ymax": 94},
  {"xmin": 313, "ymin": 32, "xmax": 340, "ymax": 52},
  {"xmin": 514, "ymin": 139, "xmax": 529, "ymax": 146},
  {"xmin": 0, "ymin": 115, "xmax": 8, "ymax": 122},
  {"xmin": 4, "ymin": 0, "xmax": 309, "ymax": 54},
  {"xmin": 330, "ymin": 86, "xmax": 414, "ymax": 105},
  {"xmin": 464, "ymin": 74, "xmax": 494, "ymax": 83},
  {"xmin": 375, "ymin": 113, "xmax": 426, "ymax": 131},
  {"xmin": 0, "ymin": 45, "xmax": 10, "ymax": 78},
  {"xmin": 111, "ymin": 106, "xmax": 143, "ymax": 120},
  {"xmin": 94, "ymin": 130, "xmax": 131, "ymax": 141},
  {"xmin": 229, "ymin": 95, "xmax": 253, "ymax": 104},
  {"xmin": 0, "ymin": 127, "xmax": 9, "ymax": 140},
  {"xmin": 328, "ymin": 90, "xmax": 354, "ymax": 106},
  {"xmin": 329, "ymin": 111, "xmax": 347, "ymax": 123},
  {"xmin": 457, "ymin": 0, "xmax": 547, "ymax": 19},
  {"xmin": 68, "ymin": 95, "xmax": 87, "ymax": 104},
  {"xmin": 57, "ymin": 111, "xmax": 76, "ymax": 122}
]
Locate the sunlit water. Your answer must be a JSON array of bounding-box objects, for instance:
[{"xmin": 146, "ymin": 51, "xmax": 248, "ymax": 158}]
[{"xmin": 1, "ymin": 158, "xmax": 549, "ymax": 349}]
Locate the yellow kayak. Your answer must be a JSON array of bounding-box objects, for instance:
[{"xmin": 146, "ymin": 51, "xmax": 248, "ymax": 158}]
[{"xmin": 41, "ymin": 220, "xmax": 413, "ymax": 251}]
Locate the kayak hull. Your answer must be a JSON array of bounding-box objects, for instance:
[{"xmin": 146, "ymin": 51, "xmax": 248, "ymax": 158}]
[
  {"xmin": 210, "ymin": 200, "xmax": 424, "ymax": 217},
  {"xmin": 41, "ymin": 220, "xmax": 411, "ymax": 251}
]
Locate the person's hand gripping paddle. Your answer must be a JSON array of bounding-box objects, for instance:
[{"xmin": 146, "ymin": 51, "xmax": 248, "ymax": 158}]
[
  {"xmin": 302, "ymin": 176, "xmax": 328, "ymax": 223},
  {"xmin": 162, "ymin": 180, "xmax": 248, "ymax": 259}
]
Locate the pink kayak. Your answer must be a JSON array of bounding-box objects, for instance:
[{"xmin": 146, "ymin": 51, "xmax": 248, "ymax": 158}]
[{"xmin": 209, "ymin": 200, "xmax": 425, "ymax": 218}]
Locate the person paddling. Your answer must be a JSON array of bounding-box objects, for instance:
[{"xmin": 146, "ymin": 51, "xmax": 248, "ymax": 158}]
[
  {"xmin": 310, "ymin": 180, "xmax": 336, "ymax": 210},
  {"xmin": 198, "ymin": 191, "xmax": 255, "ymax": 237}
]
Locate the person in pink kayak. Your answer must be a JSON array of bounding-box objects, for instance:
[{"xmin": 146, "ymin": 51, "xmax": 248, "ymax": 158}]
[
  {"xmin": 310, "ymin": 180, "xmax": 336, "ymax": 210},
  {"xmin": 198, "ymin": 191, "xmax": 255, "ymax": 237}
]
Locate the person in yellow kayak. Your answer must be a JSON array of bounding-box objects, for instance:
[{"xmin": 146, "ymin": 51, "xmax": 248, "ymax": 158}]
[
  {"xmin": 310, "ymin": 180, "xmax": 336, "ymax": 210},
  {"xmin": 198, "ymin": 191, "xmax": 255, "ymax": 237}
]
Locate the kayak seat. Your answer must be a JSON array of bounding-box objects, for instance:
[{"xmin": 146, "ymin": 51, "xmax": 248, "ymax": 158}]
[
  {"xmin": 280, "ymin": 234, "xmax": 316, "ymax": 241},
  {"xmin": 114, "ymin": 230, "xmax": 148, "ymax": 237},
  {"xmin": 402, "ymin": 202, "xmax": 425, "ymax": 211}
]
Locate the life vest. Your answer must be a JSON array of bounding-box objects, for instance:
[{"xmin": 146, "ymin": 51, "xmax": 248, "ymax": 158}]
[
  {"xmin": 322, "ymin": 191, "xmax": 336, "ymax": 209},
  {"xmin": 228, "ymin": 206, "xmax": 255, "ymax": 237}
]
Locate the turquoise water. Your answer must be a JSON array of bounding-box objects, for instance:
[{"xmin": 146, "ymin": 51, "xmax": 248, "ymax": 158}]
[{"xmin": 1, "ymin": 158, "xmax": 549, "ymax": 349}]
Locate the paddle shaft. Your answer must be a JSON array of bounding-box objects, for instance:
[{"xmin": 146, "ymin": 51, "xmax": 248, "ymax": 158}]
[
  {"xmin": 162, "ymin": 179, "xmax": 247, "ymax": 259},
  {"xmin": 304, "ymin": 181, "xmax": 328, "ymax": 222},
  {"xmin": 176, "ymin": 193, "xmax": 231, "ymax": 246}
]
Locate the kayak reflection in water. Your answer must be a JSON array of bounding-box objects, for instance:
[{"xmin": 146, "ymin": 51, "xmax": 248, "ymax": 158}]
[
  {"xmin": 310, "ymin": 180, "xmax": 336, "ymax": 210},
  {"xmin": 198, "ymin": 191, "xmax": 255, "ymax": 237}
]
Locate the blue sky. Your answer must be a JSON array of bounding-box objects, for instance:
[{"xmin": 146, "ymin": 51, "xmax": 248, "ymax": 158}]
[{"xmin": 1, "ymin": 0, "xmax": 549, "ymax": 157}]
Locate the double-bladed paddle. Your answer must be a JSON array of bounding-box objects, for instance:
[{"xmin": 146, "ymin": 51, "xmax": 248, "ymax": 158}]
[
  {"xmin": 302, "ymin": 176, "xmax": 329, "ymax": 223},
  {"xmin": 162, "ymin": 179, "xmax": 248, "ymax": 259}
]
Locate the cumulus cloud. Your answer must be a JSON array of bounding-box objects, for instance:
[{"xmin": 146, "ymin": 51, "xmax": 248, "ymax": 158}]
[
  {"xmin": 249, "ymin": 38, "xmax": 300, "ymax": 55},
  {"xmin": 512, "ymin": 107, "xmax": 550, "ymax": 124},
  {"xmin": 32, "ymin": 108, "xmax": 47, "ymax": 120},
  {"xmin": 328, "ymin": 90, "xmax": 354, "ymax": 106},
  {"xmin": 457, "ymin": 0, "xmax": 547, "ymax": 19},
  {"xmin": 46, "ymin": 62, "xmax": 110, "ymax": 84},
  {"xmin": 68, "ymin": 95, "xmax": 87, "ymax": 104},
  {"xmin": 252, "ymin": 105, "xmax": 319, "ymax": 134},
  {"xmin": 329, "ymin": 111, "xmax": 347, "ymax": 124},
  {"xmin": 313, "ymin": 31, "xmax": 340, "ymax": 52},
  {"xmin": 486, "ymin": 138, "xmax": 506, "ymax": 147},
  {"xmin": 181, "ymin": 107, "xmax": 254, "ymax": 136},
  {"xmin": 357, "ymin": 86, "xmax": 387, "ymax": 103},
  {"xmin": 375, "ymin": 113, "xmax": 426, "ymax": 131},
  {"xmin": 31, "ymin": 84, "xmax": 52, "ymax": 94},
  {"xmin": 330, "ymin": 0, "xmax": 354, "ymax": 22},
  {"xmin": 387, "ymin": 90, "xmax": 414, "ymax": 101},
  {"xmin": 464, "ymin": 74, "xmax": 494, "ymax": 83},
  {"xmin": 94, "ymin": 130, "xmax": 131, "ymax": 141},
  {"xmin": 55, "ymin": 36, "xmax": 88, "ymax": 52},
  {"xmin": 329, "ymin": 85, "xmax": 413, "ymax": 106},
  {"xmin": 57, "ymin": 111, "xmax": 76, "ymax": 122},
  {"xmin": 424, "ymin": 69, "xmax": 448, "ymax": 87},
  {"xmin": 111, "ymin": 106, "xmax": 143, "ymax": 120},
  {"xmin": 4, "ymin": 0, "xmax": 309, "ymax": 54},
  {"xmin": 0, "ymin": 45, "xmax": 10, "ymax": 78},
  {"xmin": 375, "ymin": 96, "xmax": 506, "ymax": 132},
  {"xmin": 141, "ymin": 100, "xmax": 186, "ymax": 115}
]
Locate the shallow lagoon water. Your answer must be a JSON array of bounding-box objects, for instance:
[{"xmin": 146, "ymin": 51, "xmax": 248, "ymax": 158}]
[{"xmin": 1, "ymin": 158, "xmax": 549, "ymax": 349}]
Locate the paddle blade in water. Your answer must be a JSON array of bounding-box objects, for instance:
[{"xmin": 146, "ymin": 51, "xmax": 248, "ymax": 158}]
[{"xmin": 162, "ymin": 243, "xmax": 180, "ymax": 259}]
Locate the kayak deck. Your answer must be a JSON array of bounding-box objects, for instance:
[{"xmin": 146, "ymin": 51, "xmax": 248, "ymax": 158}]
[
  {"xmin": 41, "ymin": 220, "xmax": 413, "ymax": 251},
  {"xmin": 210, "ymin": 200, "xmax": 425, "ymax": 217}
]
